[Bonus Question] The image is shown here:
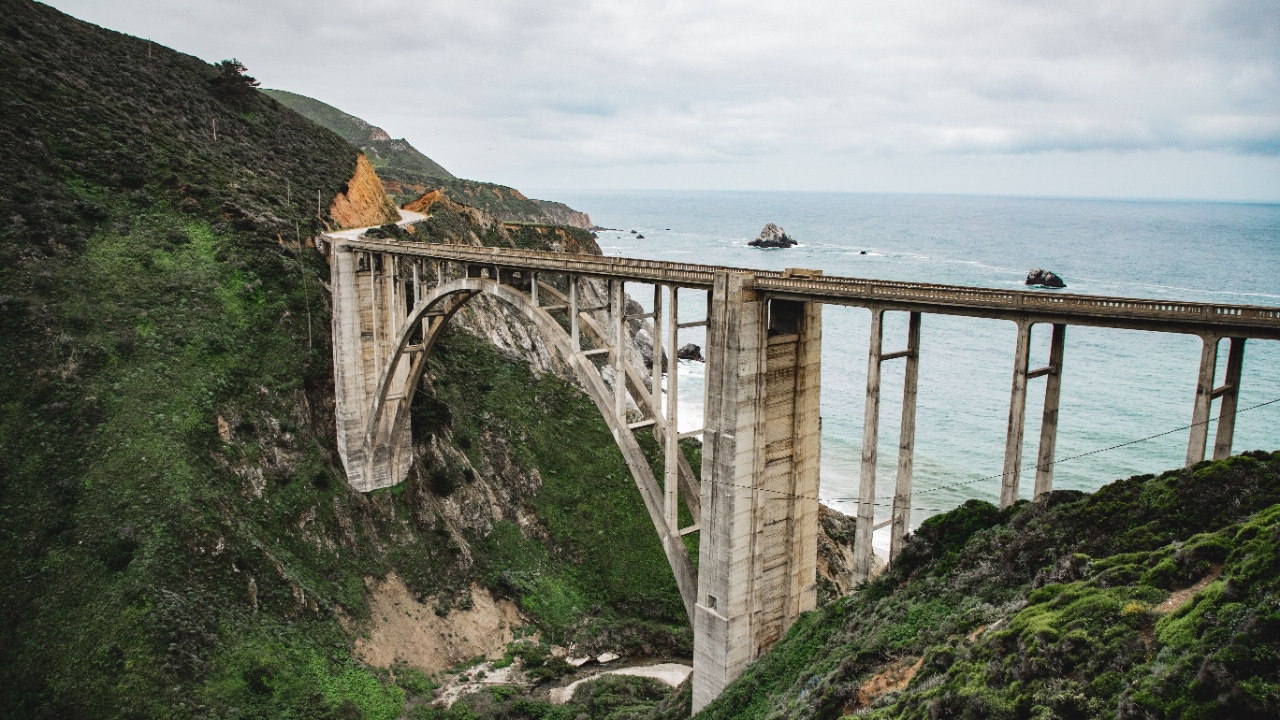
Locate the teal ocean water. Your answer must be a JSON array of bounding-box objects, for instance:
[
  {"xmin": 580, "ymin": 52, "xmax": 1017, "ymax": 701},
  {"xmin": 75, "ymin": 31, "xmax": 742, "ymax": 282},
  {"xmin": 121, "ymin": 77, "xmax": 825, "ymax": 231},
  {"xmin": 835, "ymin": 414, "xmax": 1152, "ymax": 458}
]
[{"xmin": 542, "ymin": 191, "xmax": 1280, "ymax": 544}]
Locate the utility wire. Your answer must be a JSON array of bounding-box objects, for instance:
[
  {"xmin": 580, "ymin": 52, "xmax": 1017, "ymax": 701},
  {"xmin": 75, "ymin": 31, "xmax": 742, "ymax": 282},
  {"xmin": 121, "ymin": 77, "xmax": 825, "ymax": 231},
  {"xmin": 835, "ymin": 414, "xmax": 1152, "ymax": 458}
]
[{"xmin": 411, "ymin": 367, "xmax": 1279, "ymax": 517}]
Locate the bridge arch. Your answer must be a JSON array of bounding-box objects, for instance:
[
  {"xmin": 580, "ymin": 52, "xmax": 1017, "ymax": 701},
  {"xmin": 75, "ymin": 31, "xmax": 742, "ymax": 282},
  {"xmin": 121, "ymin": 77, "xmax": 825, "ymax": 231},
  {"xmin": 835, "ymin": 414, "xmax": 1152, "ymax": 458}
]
[{"xmin": 355, "ymin": 273, "xmax": 698, "ymax": 619}]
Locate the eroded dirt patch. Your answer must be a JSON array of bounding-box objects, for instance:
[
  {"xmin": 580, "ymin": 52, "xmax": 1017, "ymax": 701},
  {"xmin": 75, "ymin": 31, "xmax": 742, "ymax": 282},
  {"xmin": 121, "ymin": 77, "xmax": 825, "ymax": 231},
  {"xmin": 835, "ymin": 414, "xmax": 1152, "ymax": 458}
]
[
  {"xmin": 1156, "ymin": 565, "xmax": 1223, "ymax": 614},
  {"xmin": 347, "ymin": 574, "xmax": 523, "ymax": 673},
  {"xmin": 851, "ymin": 656, "xmax": 923, "ymax": 710}
]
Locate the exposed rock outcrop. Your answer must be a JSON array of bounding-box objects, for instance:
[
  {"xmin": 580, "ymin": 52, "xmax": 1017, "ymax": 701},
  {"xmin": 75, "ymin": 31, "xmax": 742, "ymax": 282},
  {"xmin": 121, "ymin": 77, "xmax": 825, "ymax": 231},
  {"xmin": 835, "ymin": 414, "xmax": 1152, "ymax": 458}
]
[
  {"xmin": 403, "ymin": 188, "xmax": 445, "ymax": 214},
  {"xmin": 1026, "ymin": 268, "xmax": 1066, "ymax": 288},
  {"xmin": 677, "ymin": 343, "xmax": 704, "ymax": 362},
  {"xmin": 327, "ymin": 154, "xmax": 401, "ymax": 229},
  {"xmin": 749, "ymin": 223, "xmax": 797, "ymax": 248}
]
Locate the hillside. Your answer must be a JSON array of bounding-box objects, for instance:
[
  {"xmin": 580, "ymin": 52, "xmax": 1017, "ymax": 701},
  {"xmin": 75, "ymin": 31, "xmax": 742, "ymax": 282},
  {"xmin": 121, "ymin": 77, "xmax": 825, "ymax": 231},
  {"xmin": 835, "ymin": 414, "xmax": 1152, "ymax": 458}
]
[
  {"xmin": 680, "ymin": 452, "xmax": 1280, "ymax": 720},
  {"xmin": 0, "ymin": 2, "xmax": 696, "ymax": 717},
  {"xmin": 265, "ymin": 89, "xmax": 594, "ymax": 228},
  {"xmin": 263, "ymin": 89, "xmax": 456, "ymax": 182}
]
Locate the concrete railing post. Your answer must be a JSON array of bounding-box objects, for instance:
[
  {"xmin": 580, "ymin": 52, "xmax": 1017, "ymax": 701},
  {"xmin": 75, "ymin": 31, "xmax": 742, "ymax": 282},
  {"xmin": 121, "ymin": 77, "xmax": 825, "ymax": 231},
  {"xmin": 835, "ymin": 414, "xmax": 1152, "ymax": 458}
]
[
  {"xmin": 1186, "ymin": 335, "xmax": 1220, "ymax": 466},
  {"xmin": 1001, "ymin": 319, "xmax": 1033, "ymax": 508}
]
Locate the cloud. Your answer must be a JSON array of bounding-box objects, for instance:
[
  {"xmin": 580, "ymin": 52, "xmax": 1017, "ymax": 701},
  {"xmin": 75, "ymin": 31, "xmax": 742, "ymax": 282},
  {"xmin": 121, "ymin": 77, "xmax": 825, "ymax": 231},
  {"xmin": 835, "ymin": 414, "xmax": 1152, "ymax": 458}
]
[{"xmin": 43, "ymin": 0, "xmax": 1280, "ymax": 198}]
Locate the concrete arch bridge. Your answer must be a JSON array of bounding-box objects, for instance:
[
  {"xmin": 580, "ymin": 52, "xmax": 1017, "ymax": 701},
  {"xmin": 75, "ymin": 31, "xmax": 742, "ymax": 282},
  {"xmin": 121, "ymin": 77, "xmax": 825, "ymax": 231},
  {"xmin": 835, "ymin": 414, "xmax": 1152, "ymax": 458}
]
[{"xmin": 327, "ymin": 234, "xmax": 1280, "ymax": 713}]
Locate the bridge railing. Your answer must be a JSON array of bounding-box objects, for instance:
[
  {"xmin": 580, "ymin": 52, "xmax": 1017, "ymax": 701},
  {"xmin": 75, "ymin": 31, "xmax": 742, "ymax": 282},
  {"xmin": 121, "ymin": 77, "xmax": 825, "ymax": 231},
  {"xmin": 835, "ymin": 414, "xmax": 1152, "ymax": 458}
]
[{"xmin": 338, "ymin": 238, "xmax": 1280, "ymax": 335}]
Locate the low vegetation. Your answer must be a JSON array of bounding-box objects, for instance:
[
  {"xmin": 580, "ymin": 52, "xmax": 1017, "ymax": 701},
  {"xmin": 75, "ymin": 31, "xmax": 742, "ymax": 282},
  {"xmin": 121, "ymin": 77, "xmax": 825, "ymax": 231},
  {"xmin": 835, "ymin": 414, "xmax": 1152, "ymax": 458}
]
[{"xmin": 686, "ymin": 452, "xmax": 1280, "ymax": 720}]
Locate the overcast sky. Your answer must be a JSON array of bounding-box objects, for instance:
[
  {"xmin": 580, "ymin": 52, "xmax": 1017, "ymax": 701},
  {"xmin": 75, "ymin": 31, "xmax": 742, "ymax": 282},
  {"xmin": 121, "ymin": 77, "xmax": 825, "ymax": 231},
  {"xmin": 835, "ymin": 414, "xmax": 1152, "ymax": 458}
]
[{"xmin": 45, "ymin": 0, "xmax": 1280, "ymax": 201}]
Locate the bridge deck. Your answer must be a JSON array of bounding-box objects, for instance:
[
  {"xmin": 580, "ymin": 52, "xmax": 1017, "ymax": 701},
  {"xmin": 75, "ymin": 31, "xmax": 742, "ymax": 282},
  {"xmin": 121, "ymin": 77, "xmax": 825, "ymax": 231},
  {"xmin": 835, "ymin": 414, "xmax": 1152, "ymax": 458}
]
[{"xmin": 340, "ymin": 238, "xmax": 1280, "ymax": 339}]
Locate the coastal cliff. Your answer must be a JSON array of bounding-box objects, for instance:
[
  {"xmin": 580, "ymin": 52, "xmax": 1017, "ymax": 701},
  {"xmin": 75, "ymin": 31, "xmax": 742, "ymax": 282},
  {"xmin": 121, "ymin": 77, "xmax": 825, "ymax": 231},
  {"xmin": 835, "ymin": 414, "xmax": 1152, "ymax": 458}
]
[{"xmin": 328, "ymin": 154, "xmax": 402, "ymax": 229}]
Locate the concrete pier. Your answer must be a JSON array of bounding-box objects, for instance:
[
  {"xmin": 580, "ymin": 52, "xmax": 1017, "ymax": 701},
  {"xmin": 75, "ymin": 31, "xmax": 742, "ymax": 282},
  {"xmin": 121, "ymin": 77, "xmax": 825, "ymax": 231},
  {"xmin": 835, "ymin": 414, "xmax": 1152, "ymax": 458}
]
[
  {"xmin": 1032, "ymin": 324, "xmax": 1066, "ymax": 500},
  {"xmin": 890, "ymin": 312, "xmax": 922, "ymax": 561},
  {"xmin": 1213, "ymin": 338, "xmax": 1247, "ymax": 461},
  {"xmin": 693, "ymin": 272, "xmax": 822, "ymax": 713}
]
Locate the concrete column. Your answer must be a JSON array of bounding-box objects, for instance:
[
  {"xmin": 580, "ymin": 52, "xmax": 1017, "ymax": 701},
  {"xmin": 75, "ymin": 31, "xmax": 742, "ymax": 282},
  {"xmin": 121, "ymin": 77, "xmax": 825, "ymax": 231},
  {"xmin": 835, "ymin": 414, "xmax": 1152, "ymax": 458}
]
[
  {"xmin": 853, "ymin": 307, "xmax": 883, "ymax": 582},
  {"xmin": 1033, "ymin": 324, "xmax": 1066, "ymax": 500},
  {"xmin": 1001, "ymin": 319, "xmax": 1033, "ymax": 508},
  {"xmin": 371, "ymin": 254, "xmax": 381, "ymax": 374},
  {"xmin": 1186, "ymin": 335, "xmax": 1220, "ymax": 466},
  {"xmin": 1213, "ymin": 337, "xmax": 1246, "ymax": 461},
  {"xmin": 570, "ymin": 276, "xmax": 580, "ymax": 351},
  {"xmin": 889, "ymin": 312, "xmax": 921, "ymax": 561},
  {"xmin": 664, "ymin": 287, "xmax": 680, "ymax": 530},
  {"xmin": 613, "ymin": 279, "xmax": 626, "ymax": 422},
  {"xmin": 332, "ymin": 246, "xmax": 364, "ymax": 480},
  {"xmin": 652, "ymin": 284, "xmax": 664, "ymax": 411},
  {"xmin": 530, "ymin": 272, "xmax": 539, "ymax": 306},
  {"xmin": 694, "ymin": 274, "xmax": 823, "ymax": 713}
]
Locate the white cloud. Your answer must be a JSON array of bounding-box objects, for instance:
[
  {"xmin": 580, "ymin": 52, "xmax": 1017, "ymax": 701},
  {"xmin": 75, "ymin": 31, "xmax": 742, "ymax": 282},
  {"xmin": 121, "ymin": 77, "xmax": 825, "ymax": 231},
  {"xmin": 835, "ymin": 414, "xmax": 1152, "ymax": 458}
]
[{"xmin": 43, "ymin": 0, "xmax": 1280, "ymax": 199}]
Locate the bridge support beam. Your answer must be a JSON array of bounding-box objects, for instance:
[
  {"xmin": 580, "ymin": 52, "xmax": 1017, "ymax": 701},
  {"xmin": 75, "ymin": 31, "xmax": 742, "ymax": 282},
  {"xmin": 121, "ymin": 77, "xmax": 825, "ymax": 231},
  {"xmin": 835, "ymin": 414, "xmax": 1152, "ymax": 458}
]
[
  {"xmin": 1032, "ymin": 324, "xmax": 1066, "ymax": 500},
  {"xmin": 1001, "ymin": 319, "xmax": 1034, "ymax": 508},
  {"xmin": 694, "ymin": 271, "xmax": 822, "ymax": 713},
  {"xmin": 853, "ymin": 309, "xmax": 923, "ymax": 578},
  {"xmin": 890, "ymin": 311, "xmax": 922, "ymax": 561},
  {"xmin": 1213, "ymin": 338, "xmax": 1246, "ymax": 460},
  {"xmin": 1187, "ymin": 335, "xmax": 1247, "ymax": 465},
  {"xmin": 1002, "ymin": 322, "xmax": 1070, "ymax": 505},
  {"xmin": 332, "ymin": 249, "xmax": 413, "ymax": 491},
  {"xmin": 1186, "ymin": 335, "xmax": 1219, "ymax": 465}
]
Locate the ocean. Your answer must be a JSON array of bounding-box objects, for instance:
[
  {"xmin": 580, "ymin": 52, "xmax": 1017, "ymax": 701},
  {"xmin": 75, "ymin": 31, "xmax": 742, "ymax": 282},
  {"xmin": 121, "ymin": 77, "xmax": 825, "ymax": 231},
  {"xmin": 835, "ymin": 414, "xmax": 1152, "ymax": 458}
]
[{"xmin": 537, "ymin": 191, "xmax": 1280, "ymax": 550}]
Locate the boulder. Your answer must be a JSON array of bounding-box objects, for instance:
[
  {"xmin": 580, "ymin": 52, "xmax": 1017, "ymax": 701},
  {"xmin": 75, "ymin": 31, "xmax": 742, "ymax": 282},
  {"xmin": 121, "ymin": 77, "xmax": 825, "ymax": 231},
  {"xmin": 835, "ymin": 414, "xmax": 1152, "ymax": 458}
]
[
  {"xmin": 677, "ymin": 343, "xmax": 704, "ymax": 362},
  {"xmin": 748, "ymin": 223, "xmax": 797, "ymax": 248},
  {"xmin": 1026, "ymin": 269, "xmax": 1066, "ymax": 288}
]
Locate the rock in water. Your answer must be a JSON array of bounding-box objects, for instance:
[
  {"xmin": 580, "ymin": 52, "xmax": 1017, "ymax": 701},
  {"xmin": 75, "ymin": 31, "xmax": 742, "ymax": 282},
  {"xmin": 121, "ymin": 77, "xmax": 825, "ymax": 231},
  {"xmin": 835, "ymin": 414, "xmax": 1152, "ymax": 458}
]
[
  {"xmin": 677, "ymin": 343, "xmax": 705, "ymax": 362},
  {"xmin": 748, "ymin": 223, "xmax": 797, "ymax": 248},
  {"xmin": 1026, "ymin": 268, "xmax": 1066, "ymax": 288}
]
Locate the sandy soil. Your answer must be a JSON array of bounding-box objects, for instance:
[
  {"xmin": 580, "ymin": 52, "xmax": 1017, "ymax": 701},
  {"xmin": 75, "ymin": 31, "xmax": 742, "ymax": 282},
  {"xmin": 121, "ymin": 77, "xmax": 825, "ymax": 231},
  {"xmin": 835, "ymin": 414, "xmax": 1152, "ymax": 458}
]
[
  {"xmin": 346, "ymin": 574, "xmax": 523, "ymax": 674},
  {"xmin": 548, "ymin": 663, "xmax": 692, "ymax": 705},
  {"xmin": 850, "ymin": 657, "xmax": 923, "ymax": 710},
  {"xmin": 1156, "ymin": 565, "xmax": 1223, "ymax": 614}
]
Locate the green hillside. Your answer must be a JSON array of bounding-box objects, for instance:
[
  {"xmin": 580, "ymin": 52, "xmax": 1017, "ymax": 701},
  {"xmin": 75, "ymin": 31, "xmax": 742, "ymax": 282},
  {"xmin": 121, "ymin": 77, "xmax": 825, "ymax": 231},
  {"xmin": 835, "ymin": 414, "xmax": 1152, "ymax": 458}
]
[
  {"xmin": 263, "ymin": 88, "xmax": 457, "ymax": 182},
  {"xmin": 685, "ymin": 453, "xmax": 1280, "ymax": 720},
  {"xmin": 0, "ymin": 2, "xmax": 681, "ymax": 717}
]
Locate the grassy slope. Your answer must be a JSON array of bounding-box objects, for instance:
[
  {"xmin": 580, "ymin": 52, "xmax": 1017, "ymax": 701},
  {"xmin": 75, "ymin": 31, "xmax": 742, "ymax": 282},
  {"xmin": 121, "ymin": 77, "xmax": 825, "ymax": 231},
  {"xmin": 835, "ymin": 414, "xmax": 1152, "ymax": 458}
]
[
  {"xmin": 688, "ymin": 453, "xmax": 1280, "ymax": 720},
  {"xmin": 0, "ymin": 2, "xmax": 686, "ymax": 717},
  {"xmin": 262, "ymin": 88, "xmax": 457, "ymax": 182}
]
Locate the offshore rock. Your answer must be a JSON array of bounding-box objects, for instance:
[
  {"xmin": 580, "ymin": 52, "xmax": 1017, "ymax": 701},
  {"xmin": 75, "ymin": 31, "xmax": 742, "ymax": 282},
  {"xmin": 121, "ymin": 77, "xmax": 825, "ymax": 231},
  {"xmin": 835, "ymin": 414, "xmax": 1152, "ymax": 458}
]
[
  {"xmin": 749, "ymin": 223, "xmax": 797, "ymax": 248},
  {"xmin": 1026, "ymin": 268, "xmax": 1066, "ymax": 288},
  {"xmin": 676, "ymin": 343, "xmax": 704, "ymax": 362}
]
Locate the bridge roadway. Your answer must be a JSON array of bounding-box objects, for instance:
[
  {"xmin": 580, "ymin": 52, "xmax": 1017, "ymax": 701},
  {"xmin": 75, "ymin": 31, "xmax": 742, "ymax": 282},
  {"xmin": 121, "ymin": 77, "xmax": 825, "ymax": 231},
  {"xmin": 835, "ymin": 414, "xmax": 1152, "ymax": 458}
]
[
  {"xmin": 330, "ymin": 235, "xmax": 1277, "ymax": 714},
  {"xmin": 341, "ymin": 237, "xmax": 1280, "ymax": 340}
]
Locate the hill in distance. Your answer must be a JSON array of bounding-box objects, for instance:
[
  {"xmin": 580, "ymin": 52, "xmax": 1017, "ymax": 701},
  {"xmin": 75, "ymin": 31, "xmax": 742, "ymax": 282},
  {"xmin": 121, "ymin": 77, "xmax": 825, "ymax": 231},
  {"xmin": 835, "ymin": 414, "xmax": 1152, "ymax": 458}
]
[
  {"xmin": 262, "ymin": 88, "xmax": 456, "ymax": 182},
  {"xmin": 265, "ymin": 89, "xmax": 595, "ymax": 229}
]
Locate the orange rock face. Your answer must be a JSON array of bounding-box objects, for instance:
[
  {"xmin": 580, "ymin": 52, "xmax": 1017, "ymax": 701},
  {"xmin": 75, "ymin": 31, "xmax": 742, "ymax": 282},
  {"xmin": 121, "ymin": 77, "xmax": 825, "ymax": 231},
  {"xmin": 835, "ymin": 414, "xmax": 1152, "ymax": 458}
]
[
  {"xmin": 328, "ymin": 155, "xmax": 401, "ymax": 230},
  {"xmin": 403, "ymin": 189, "xmax": 445, "ymax": 214}
]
